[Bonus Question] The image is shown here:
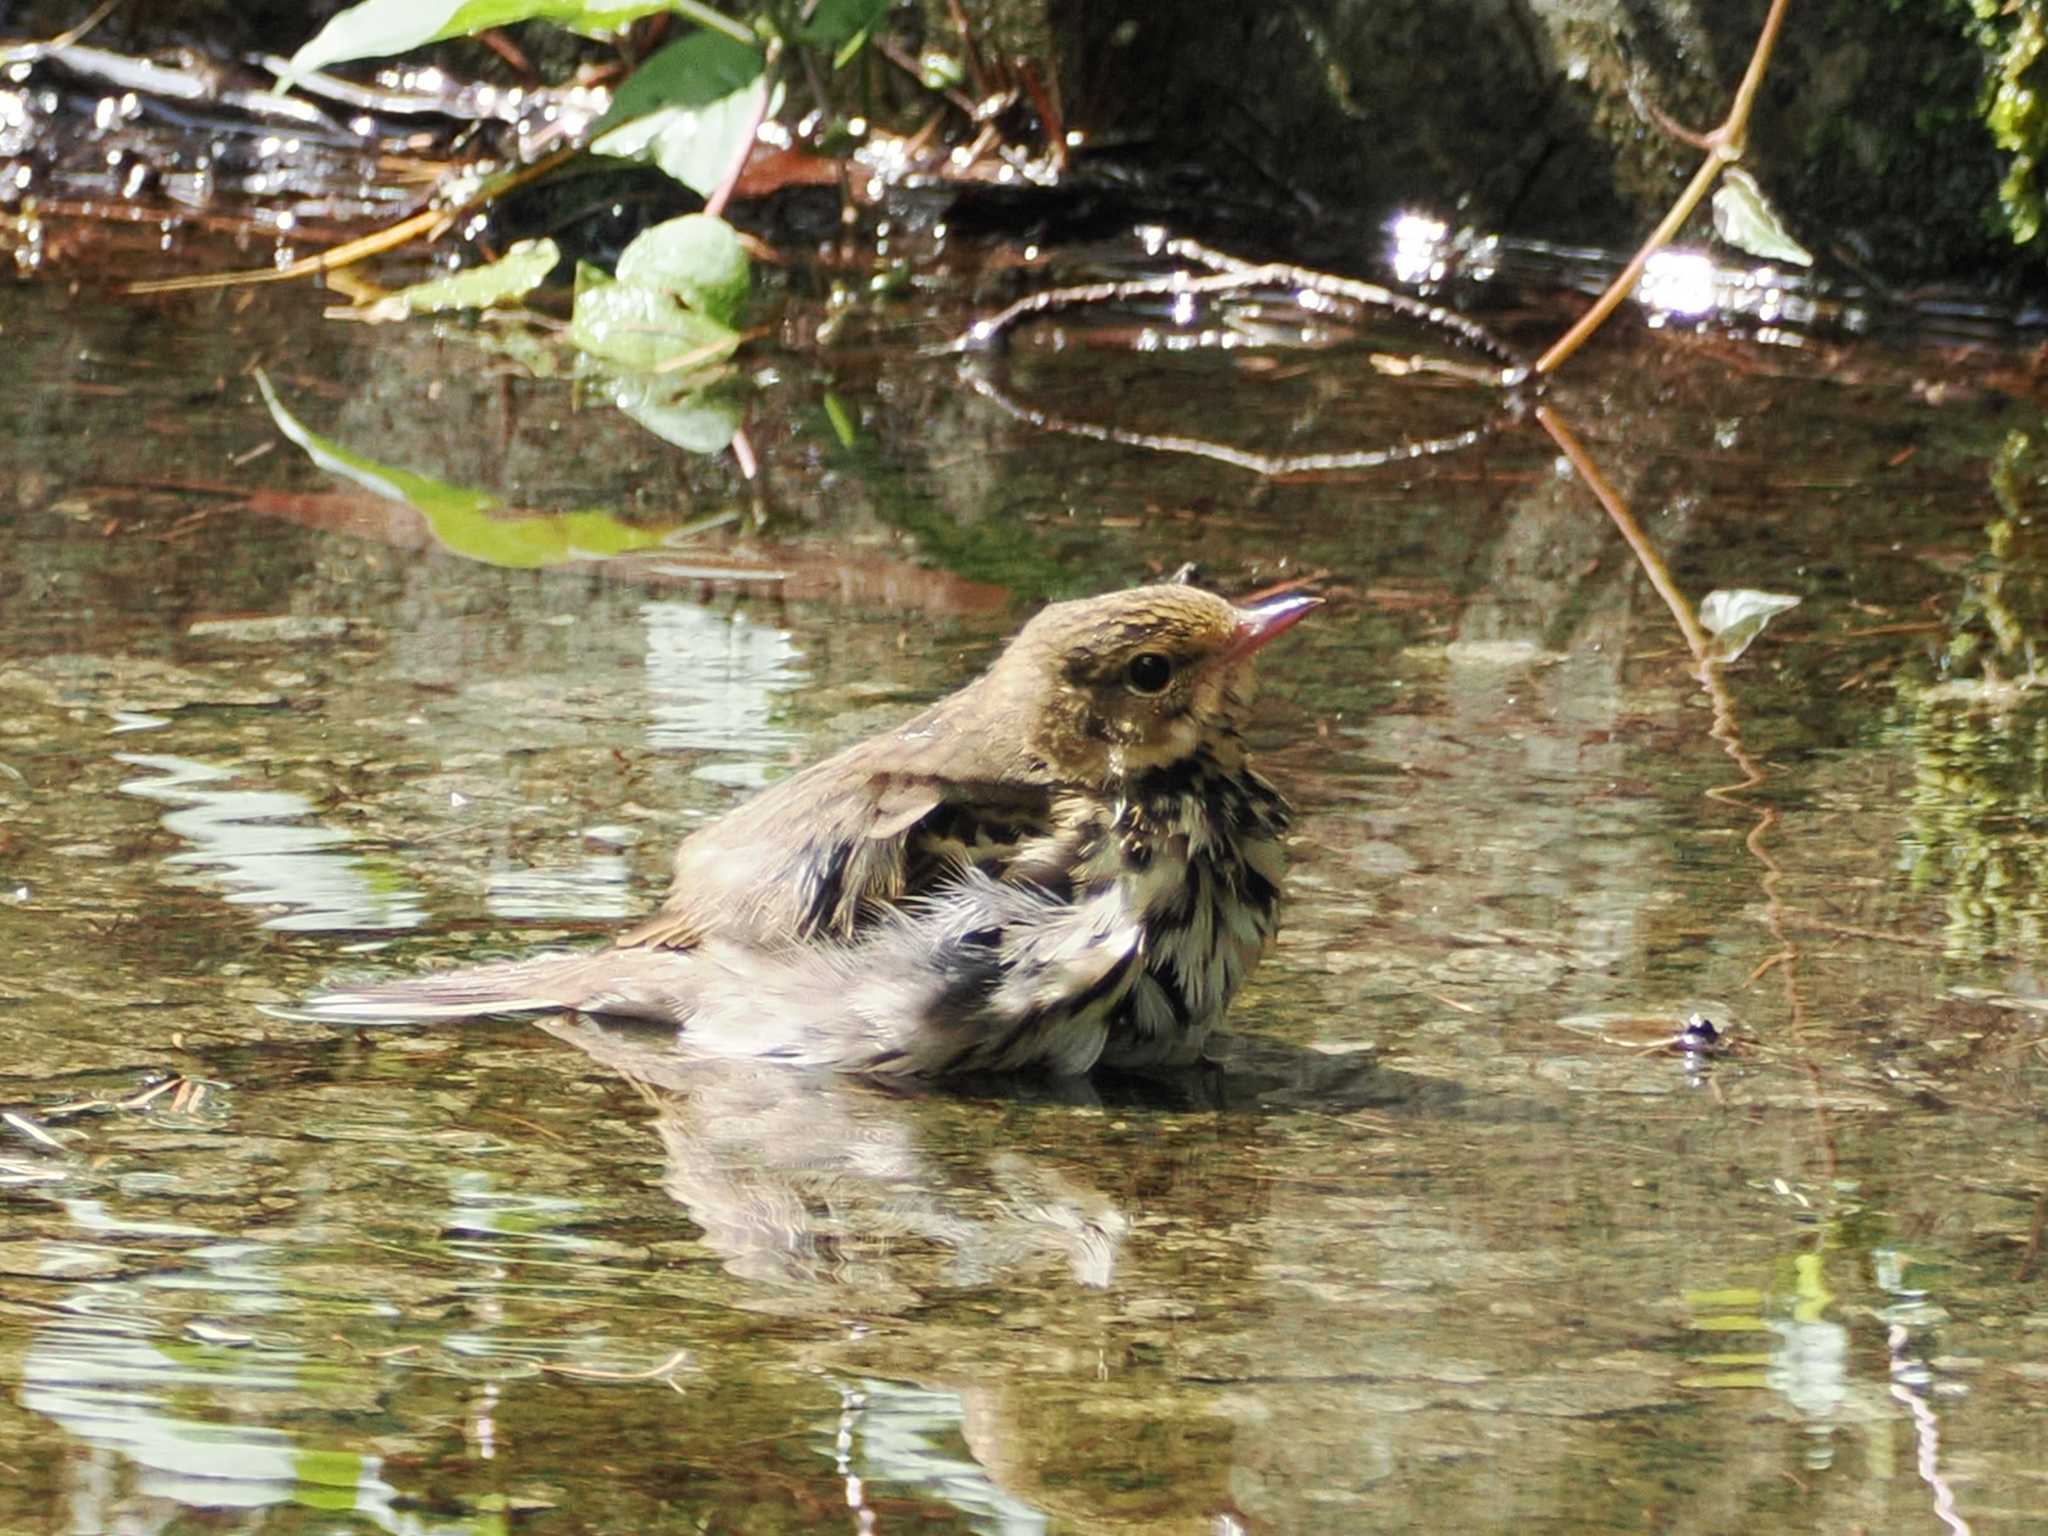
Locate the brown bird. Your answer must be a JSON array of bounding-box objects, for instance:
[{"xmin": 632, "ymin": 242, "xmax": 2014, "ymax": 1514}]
[{"xmin": 309, "ymin": 580, "xmax": 1318, "ymax": 1076}]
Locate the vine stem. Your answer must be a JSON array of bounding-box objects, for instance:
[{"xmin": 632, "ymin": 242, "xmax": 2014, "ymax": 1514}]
[
  {"xmin": 705, "ymin": 38, "xmax": 782, "ymax": 219},
  {"xmin": 1533, "ymin": 0, "xmax": 1792, "ymax": 375},
  {"xmin": 669, "ymin": 0, "xmax": 757, "ymax": 48}
]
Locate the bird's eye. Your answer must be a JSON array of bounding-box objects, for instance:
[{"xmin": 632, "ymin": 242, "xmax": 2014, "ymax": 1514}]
[{"xmin": 1125, "ymin": 652, "xmax": 1174, "ymax": 695}]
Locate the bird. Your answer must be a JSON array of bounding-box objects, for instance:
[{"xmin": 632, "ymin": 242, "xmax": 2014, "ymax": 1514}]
[{"xmin": 307, "ymin": 579, "xmax": 1319, "ymax": 1077}]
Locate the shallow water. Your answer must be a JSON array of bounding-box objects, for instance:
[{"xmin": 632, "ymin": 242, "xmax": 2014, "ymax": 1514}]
[{"xmin": 3, "ymin": 255, "xmax": 2046, "ymax": 1534}]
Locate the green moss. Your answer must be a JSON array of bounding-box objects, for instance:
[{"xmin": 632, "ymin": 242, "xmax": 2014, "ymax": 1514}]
[{"xmin": 1908, "ymin": 0, "xmax": 2048, "ymax": 244}]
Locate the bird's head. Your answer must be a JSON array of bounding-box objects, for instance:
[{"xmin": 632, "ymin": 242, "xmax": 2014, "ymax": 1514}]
[{"xmin": 990, "ymin": 582, "xmax": 1319, "ymax": 783}]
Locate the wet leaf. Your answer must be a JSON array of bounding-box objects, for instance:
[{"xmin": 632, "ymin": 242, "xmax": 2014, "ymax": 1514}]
[
  {"xmin": 798, "ymin": 0, "xmax": 892, "ymax": 48},
  {"xmin": 569, "ymin": 275, "xmax": 741, "ymax": 372},
  {"xmin": 590, "ymin": 29, "xmax": 775, "ymax": 197},
  {"xmin": 1711, "ymin": 168, "xmax": 1814, "ymax": 267},
  {"xmin": 285, "ymin": 0, "xmax": 671, "ymax": 80},
  {"xmin": 442, "ymin": 312, "xmax": 577, "ymax": 376},
  {"xmin": 573, "ymin": 257, "xmax": 610, "ymax": 300},
  {"xmin": 822, "ymin": 391, "xmax": 857, "ymax": 447},
  {"xmin": 1698, "ymin": 588, "xmax": 1801, "ymax": 662},
  {"xmin": 615, "ymin": 215, "xmax": 750, "ymax": 327},
  {"xmin": 797, "ymin": 0, "xmax": 893, "ymax": 63},
  {"xmin": 359, "ymin": 238, "xmax": 560, "ymax": 321}
]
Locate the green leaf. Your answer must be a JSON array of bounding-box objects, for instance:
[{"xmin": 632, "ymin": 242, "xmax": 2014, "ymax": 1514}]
[
  {"xmin": 572, "ymin": 258, "xmax": 611, "ymax": 302},
  {"xmin": 822, "ymin": 390, "xmax": 856, "ymax": 448},
  {"xmin": 616, "ymin": 215, "xmax": 749, "ymax": 325},
  {"xmin": 255, "ymin": 369, "xmax": 707, "ymax": 564},
  {"xmin": 589, "ymin": 28, "xmax": 771, "ymax": 198},
  {"xmin": 797, "ymin": 0, "xmax": 892, "ymax": 50},
  {"xmin": 593, "ymin": 26, "xmax": 764, "ymax": 131},
  {"xmin": 371, "ymin": 238, "xmax": 560, "ymax": 318},
  {"xmin": 1710, "ymin": 168, "xmax": 1814, "ymax": 267},
  {"xmin": 570, "ymin": 275, "xmax": 741, "ymax": 371},
  {"xmin": 285, "ymin": 0, "xmax": 673, "ymax": 80}
]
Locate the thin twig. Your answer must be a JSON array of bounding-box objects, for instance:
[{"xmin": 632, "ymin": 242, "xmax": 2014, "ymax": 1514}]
[
  {"xmin": 1538, "ymin": 403, "xmax": 1808, "ymax": 1054},
  {"xmin": 953, "ymin": 256, "xmax": 1530, "ymax": 377},
  {"xmin": 1533, "ymin": 0, "xmax": 1793, "ymax": 374},
  {"xmin": 130, "ymin": 147, "xmax": 577, "ymax": 295},
  {"xmin": 39, "ymin": 1075, "xmax": 190, "ymax": 1120},
  {"xmin": 541, "ymin": 1347, "xmax": 691, "ymax": 1381},
  {"xmin": 0, "ymin": 0, "xmax": 123, "ymax": 64},
  {"xmin": 1776, "ymin": 914, "xmax": 1943, "ymax": 949},
  {"xmin": 1534, "ymin": 406, "xmax": 1709, "ymax": 656},
  {"xmin": 961, "ymin": 361, "xmax": 1504, "ymax": 476},
  {"xmin": 1, "ymin": 1112, "xmax": 65, "ymax": 1151},
  {"xmin": 668, "ymin": 0, "xmax": 757, "ymax": 47}
]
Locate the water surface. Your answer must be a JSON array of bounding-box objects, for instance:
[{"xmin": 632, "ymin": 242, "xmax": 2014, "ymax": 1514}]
[{"xmin": 2, "ymin": 258, "xmax": 2045, "ymax": 1534}]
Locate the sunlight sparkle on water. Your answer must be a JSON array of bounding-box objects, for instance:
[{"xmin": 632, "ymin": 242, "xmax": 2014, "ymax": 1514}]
[
  {"xmin": 1639, "ymin": 250, "xmax": 1717, "ymax": 320},
  {"xmin": 1389, "ymin": 212, "xmax": 1451, "ymax": 285},
  {"xmin": 1637, "ymin": 248, "xmax": 1830, "ymax": 338}
]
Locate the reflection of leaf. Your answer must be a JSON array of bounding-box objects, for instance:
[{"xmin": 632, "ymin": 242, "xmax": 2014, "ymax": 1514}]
[
  {"xmin": 590, "ymin": 29, "xmax": 772, "ymax": 197},
  {"xmin": 605, "ymin": 371, "xmax": 742, "ymax": 454},
  {"xmin": 358, "ymin": 238, "xmax": 560, "ymax": 321},
  {"xmin": 445, "ymin": 314, "xmax": 577, "ymax": 376},
  {"xmin": 1699, "ymin": 588, "xmax": 1801, "ymax": 663},
  {"xmin": 256, "ymin": 369, "xmax": 497, "ymax": 518},
  {"xmin": 616, "ymin": 215, "xmax": 750, "ymax": 327},
  {"xmin": 293, "ymin": 1448, "xmax": 374, "ymax": 1492},
  {"xmin": 254, "ymin": 370, "xmax": 700, "ymax": 566},
  {"xmin": 1711, "ymin": 168, "xmax": 1814, "ymax": 267},
  {"xmin": 286, "ymin": 0, "xmax": 670, "ymax": 79},
  {"xmin": 569, "ymin": 275, "xmax": 741, "ymax": 371}
]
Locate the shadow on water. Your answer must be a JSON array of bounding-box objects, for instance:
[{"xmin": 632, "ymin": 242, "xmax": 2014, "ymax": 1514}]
[{"xmin": 4, "ymin": 221, "xmax": 2048, "ymax": 1530}]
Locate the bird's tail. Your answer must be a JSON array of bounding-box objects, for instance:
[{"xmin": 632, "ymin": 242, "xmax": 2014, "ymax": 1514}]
[
  {"xmin": 302, "ymin": 948, "xmax": 700, "ymax": 1026},
  {"xmin": 301, "ymin": 871, "xmax": 1151, "ymax": 1075}
]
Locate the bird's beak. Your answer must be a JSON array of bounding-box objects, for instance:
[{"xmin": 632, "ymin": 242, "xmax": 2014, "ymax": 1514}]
[{"xmin": 1228, "ymin": 591, "xmax": 1322, "ymax": 662}]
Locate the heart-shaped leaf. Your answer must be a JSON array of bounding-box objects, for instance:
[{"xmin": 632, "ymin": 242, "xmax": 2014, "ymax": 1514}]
[{"xmin": 616, "ymin": 215, "xmax": 750, "ymax": 326}]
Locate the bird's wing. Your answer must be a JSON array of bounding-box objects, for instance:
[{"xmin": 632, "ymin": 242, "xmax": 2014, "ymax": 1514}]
[
  {"xmin": 618, "ymin": 772, "xmax": 1059, "ymax": 951},
  {"xmin": 618, "ymin": 694, "xmax": 1058, "ymax": 952}
]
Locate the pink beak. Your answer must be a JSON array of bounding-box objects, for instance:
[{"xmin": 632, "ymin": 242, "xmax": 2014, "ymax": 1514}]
[{"xmin": 1227, "ymin": 591, "xmax": 1322, "ymax": 661}]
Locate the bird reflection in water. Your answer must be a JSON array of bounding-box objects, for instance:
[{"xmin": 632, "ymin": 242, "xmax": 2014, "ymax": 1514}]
[{"xmin": 539, "ymin": 1014, "xmax": 1132, "ymax": 1302}]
